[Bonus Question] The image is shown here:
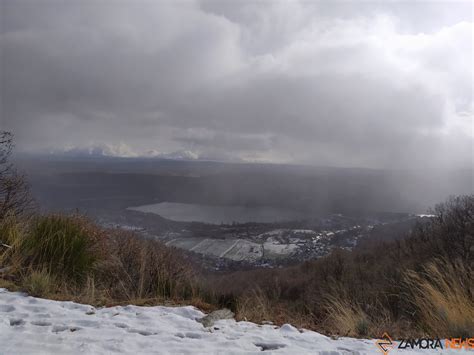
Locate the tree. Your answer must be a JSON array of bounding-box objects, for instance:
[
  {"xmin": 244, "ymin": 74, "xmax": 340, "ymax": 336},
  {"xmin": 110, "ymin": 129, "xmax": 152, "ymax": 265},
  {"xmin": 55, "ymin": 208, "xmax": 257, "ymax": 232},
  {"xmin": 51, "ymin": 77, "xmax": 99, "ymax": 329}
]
[{"xmin": 0, "ymin": 131, "xmax": 33, "ymax": 220}]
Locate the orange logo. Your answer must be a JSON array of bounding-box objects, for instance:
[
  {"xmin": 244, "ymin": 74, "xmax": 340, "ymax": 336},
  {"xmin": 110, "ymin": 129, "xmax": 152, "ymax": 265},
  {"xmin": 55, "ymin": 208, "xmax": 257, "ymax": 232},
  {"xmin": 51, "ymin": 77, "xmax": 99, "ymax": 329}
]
[
  {"xmin": 445, "ymin": 338, "xmax": 474, "ymax": 349},
  {"xmin": 375, "ymin": 332, "xmax": 394, "ymax": 354}
]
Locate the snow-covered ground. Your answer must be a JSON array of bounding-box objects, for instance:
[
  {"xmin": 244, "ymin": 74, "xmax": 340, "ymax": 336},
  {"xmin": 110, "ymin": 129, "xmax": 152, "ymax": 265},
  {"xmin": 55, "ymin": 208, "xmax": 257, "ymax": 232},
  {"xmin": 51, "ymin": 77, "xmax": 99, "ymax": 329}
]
[{"xmin": 0, "ymin": 288, "xmax": 463, "ymax": 354}]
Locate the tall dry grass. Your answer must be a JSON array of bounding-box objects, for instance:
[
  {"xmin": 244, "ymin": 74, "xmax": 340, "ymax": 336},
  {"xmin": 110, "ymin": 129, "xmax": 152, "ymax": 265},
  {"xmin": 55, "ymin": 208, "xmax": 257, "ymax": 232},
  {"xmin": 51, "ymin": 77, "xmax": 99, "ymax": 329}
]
[
  {"xmin": 323, "ymin": 295, "xmax": 370, "ymax": 337},
  {"xmin": 234, "ymin": 286, "xmax": 313, "ymax": 329},
  {"xmin": 97, "ymin": 231, "xmax": 199, "ymax": 303},
  {"xmin": 21, "ymin": 269, "xmax": 56, "ymax": 297},
  {"xmin": 236, "ymin": 287, "xmax": 273, "ymax": 323},
  {"xmin": 405, "ymin": 258, "xmax": 474, "ymax": 338},
  {"xmin": 0, "ymin": 213, "xmax": 25, "ymax": 273}
]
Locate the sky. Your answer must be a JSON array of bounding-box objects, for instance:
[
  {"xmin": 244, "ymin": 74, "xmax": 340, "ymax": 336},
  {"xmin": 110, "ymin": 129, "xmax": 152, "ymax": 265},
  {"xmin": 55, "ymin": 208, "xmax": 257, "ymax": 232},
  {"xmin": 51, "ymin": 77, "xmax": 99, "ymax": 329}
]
[{"xmin": 1, "ymin": 0, "xmax": 472, "ymax": 169}]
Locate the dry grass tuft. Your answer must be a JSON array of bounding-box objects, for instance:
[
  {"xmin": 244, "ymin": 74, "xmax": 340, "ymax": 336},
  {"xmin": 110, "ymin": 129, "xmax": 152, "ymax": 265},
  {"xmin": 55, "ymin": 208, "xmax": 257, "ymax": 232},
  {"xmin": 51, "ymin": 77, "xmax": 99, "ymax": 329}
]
[
  {"xmin": 405, "ymin": 258, "xmax": 474, "ymax": 338},
  {"xmin": 22, "ymin": 269, "xmax": 56, "ymax": 297},
  {"xmin": 324, "ymin": 296, "xmax": 371, "ymax": 337},
  {"xmin": 0, "ymin": 214, "xmax": 26, "ymax": 273},
  {"xmin": 235, "ymin": 287, "xmax": 313, "ymax": 329},
  {"xmin": 236, "ymin": 287, "xmax": 273, "ymax": 323}
]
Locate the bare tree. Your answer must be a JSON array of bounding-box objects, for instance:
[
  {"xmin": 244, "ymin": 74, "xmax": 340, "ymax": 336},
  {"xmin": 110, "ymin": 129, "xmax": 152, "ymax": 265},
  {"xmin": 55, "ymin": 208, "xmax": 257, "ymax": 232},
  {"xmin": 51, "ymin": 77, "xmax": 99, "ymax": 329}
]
[{"xmin": 0, "ymin": 131, "xmax": 33, "ymax": 220}]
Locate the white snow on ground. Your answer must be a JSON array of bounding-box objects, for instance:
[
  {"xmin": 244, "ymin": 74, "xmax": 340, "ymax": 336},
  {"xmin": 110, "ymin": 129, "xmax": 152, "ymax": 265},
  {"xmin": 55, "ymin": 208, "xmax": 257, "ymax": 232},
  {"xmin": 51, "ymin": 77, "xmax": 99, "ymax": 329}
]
[
  {"xmin": 263, "ymin": 240, "xmax": 298, "ymax": 257},
  {"xmin": 0, "ymin": 288, "xmax": 465, "ymax": 355}
]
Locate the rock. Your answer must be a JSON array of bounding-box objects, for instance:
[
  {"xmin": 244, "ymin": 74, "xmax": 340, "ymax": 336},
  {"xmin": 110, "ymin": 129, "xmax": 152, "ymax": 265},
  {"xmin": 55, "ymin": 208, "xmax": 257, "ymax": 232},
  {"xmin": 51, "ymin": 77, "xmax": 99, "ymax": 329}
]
[
  {"xmin": 279, "ymin": 324, "xmax": 298, "ymax": 333},
  {"xmin": 197, "ymin": 309, "xmax": 234, "ymax": 327}
]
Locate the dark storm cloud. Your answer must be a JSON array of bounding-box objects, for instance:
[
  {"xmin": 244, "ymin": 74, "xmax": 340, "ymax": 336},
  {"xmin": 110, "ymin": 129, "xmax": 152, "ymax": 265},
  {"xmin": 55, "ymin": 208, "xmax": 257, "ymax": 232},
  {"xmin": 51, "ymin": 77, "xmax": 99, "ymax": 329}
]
[{"xmin": 0, "ymin": 0, "xmax": 472, "ymax": 168}]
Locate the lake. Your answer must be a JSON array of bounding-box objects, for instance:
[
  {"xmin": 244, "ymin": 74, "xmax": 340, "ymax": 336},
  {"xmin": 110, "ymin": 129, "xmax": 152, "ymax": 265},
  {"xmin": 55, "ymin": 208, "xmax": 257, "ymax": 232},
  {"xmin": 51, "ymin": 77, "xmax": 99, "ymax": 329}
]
[{"xmin": 128, "ymin": 202, "xmax": 308, "ymax": 224}]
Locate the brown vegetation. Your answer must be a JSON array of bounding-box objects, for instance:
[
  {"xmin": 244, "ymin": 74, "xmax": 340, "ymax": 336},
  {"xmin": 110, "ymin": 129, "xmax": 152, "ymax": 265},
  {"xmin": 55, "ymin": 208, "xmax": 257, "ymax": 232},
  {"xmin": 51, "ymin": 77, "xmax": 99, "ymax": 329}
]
[
  {"xmin": 0, "ymin": 214, "xmax": 201, "ymax": 308},
  {"xmin": 206, "ymin": 195, "xmax": 473, "ymax": 338}
]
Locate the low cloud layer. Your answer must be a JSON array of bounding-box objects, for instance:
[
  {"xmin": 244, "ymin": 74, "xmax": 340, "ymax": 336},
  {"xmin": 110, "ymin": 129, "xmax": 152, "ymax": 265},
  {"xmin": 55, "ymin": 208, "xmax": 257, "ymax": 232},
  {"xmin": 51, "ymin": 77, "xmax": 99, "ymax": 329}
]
[{"xmin": 1, "ymin": 0, "xmax": 472, "ymax": 169}]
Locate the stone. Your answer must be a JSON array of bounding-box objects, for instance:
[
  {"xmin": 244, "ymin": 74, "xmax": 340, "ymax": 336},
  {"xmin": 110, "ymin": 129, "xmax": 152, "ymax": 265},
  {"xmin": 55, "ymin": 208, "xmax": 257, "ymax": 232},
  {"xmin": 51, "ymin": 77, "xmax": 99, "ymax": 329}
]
[{"xmin": 197, "ymin": 309, "xmax": 234, "ymax": 327}]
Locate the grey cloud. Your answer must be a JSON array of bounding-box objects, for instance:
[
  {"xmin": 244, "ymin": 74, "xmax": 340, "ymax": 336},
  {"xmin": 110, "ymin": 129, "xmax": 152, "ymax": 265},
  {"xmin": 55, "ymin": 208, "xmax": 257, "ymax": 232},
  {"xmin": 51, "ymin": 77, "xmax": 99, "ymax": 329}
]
[
  {"xmin": 175, "ymin": 129, "xmax": 276, "ymax": 152},
  {"xmin": 0, "ymin": 0, "xmax": 472, "ymax": 169}
]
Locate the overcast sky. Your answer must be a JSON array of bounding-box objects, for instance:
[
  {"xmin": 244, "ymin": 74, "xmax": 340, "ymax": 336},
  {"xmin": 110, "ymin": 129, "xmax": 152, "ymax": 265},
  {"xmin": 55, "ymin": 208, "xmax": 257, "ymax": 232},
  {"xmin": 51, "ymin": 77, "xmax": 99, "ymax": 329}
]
[{"xmin": 1, "ymin": 0, "xmax": 472, "ymax": 169}]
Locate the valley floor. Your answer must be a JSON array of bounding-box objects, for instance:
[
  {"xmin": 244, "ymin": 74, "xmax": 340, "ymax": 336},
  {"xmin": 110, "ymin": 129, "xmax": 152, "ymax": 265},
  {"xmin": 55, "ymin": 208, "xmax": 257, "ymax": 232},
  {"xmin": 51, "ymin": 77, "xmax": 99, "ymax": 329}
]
[{"xmin": 0, "ymin": 289, "xmax": 462, "ymax": 355}]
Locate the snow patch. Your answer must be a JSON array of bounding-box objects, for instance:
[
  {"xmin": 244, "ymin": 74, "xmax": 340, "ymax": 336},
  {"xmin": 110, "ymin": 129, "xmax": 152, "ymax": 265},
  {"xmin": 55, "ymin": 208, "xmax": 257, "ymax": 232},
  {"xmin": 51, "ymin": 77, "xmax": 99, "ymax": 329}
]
[{"xmin": 0, "ymin": 288, "xmax": 459, "ymax": 354}]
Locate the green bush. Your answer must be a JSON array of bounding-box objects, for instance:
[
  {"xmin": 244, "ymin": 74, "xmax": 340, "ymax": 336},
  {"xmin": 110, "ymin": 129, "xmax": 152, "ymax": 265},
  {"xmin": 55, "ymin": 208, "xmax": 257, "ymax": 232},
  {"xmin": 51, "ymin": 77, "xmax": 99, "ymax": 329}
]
[{"xmin": 22, "ymin": 215, "xmax": 98, "ymax": 283}]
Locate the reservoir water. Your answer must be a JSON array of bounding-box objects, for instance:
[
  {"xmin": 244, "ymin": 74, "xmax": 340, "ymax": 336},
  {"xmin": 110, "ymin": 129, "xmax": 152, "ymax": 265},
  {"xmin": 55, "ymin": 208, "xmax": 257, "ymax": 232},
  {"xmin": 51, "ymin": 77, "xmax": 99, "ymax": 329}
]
[{"xmin": 128, "ymin": 202, "xmax": 308, "ymax": 224}]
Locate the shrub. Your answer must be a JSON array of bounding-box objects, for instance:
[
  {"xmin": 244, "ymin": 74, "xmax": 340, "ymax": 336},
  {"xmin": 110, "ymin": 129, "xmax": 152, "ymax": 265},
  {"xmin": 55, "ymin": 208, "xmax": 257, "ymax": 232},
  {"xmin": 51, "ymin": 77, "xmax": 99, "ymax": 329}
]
[
  {"xmin": 22, "ymin": 215, "xmax": 100, "ymax": 283},
  {"xmin": 0, "ymin": 131, "xmax": 34, "ymax": 220}
]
